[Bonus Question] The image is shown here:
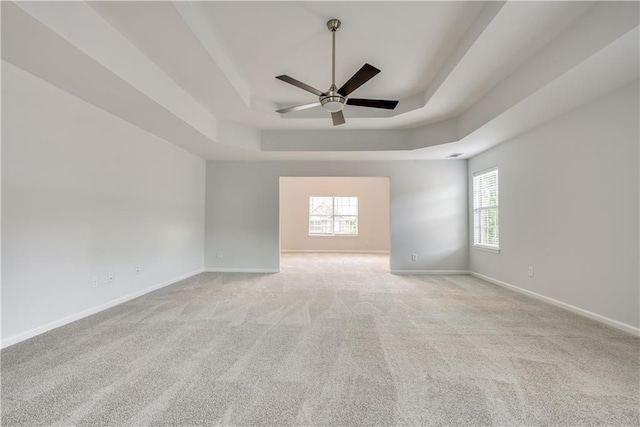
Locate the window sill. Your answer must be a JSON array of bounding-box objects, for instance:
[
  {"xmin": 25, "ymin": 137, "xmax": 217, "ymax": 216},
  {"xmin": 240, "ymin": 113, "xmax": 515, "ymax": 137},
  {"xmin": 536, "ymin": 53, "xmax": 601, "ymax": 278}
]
[
  {"xmin": 309, "ymin": 234, "xmax": 359, "ymax": 238},
  {"xmin": 473, "ymin": 245, "xmax": 500, "ymax": 254}
]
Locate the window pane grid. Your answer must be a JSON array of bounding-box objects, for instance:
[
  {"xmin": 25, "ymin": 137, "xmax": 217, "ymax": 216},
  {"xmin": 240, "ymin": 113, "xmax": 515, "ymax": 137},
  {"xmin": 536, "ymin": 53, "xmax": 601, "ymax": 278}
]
[
  {"xmin": 309, "ymin": 197, "xmax": 358, "ymax": 236},
  {"xmin": 473, "ymin": 169, "xmax": 499, "ymax": 248}
]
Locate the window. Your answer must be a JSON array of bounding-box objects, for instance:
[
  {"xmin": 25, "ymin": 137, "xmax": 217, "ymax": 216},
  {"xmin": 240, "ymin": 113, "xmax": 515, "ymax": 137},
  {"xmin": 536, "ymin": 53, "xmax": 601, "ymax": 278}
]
[
  {"xmin": 309, "ymin": 196, "xmax": 358, "ymax": 236},
  {"xmin": 473, "ymin": 168, "xmax": 499, "ymax": 251}
]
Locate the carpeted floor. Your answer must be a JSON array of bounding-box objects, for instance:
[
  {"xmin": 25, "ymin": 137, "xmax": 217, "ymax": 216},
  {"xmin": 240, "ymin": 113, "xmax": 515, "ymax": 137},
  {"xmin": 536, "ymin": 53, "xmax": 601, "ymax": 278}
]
[{"xmin": 2, "ymin": 253, "xmax": 638, "ymax": 426}]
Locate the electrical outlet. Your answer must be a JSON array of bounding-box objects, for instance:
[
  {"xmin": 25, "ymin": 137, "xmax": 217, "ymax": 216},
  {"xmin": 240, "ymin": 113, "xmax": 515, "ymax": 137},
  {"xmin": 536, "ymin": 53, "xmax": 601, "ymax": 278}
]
[
  {"xmin": 135, "ymin": 266, "xmax": 140, "ymax": 276},
  {"xmin": 91, "ymin": 276, "xmax": 99, "ymax": 288},
  {"xmin": 108, "ymin": 273, "xmax": 114, "ymax": 283},
  {"xmin": 528, "ymin": 267, "xmax": 534, "ymax": 278},
  {"xmin": 411, "ymin": 253, "xmax": 418, "ymax": 261},
  {"xmin": 217, "ymin": 251, "xmax": 223, "ymax": 259}
]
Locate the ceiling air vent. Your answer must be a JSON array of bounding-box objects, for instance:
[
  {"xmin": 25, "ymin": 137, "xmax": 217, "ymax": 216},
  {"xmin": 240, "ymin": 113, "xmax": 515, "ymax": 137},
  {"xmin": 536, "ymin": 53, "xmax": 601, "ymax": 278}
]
[{"xmin": 449, "ymin": 153, "xmax": 463, "ymax": 158}]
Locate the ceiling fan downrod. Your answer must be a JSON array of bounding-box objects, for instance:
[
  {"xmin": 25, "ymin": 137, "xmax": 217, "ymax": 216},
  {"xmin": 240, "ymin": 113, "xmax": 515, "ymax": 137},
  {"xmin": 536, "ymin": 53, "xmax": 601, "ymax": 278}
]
[
  {"xmin": 322, "ymin": 19, "xmax": 346, "ymax": 113},
  {"xmin": 327, "ymin": 18, "xmax": 341, "ymax": 88}
]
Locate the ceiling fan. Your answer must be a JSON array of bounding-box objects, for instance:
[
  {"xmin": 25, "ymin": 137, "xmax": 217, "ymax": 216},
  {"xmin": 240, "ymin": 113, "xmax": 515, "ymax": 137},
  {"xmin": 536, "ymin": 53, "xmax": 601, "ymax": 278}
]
[{"xmin": 275, "ymin": 19, "xmax": 399, "ymax": 126}]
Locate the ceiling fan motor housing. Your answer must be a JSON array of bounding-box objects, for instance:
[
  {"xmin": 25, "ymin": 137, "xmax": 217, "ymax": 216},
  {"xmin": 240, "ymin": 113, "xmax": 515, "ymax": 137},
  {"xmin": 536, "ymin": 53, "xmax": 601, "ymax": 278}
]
[
  {"xmin": 320, "ymin": 94, "xmax": 346, "ymax": 112},
  {"xmin": 321, "ymin": 84, "xmax": 346, "ymax": 112}
]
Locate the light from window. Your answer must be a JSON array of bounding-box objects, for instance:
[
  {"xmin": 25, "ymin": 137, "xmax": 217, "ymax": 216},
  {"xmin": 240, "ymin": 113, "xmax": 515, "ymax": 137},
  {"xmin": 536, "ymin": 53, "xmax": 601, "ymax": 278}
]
[
  {"xmin": 309, "ymin": 196, "xmax": 358, "ymax": 236},
  {"xmin": 473, "ymin": 168, "xmax": 499, "ymax": 249}
]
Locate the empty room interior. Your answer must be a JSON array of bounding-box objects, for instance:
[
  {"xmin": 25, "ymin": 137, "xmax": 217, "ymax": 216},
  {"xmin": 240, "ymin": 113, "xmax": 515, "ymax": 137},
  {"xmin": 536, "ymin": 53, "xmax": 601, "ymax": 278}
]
[{"xmin": 1, "ymin": 1, "xmax": 639, "ymax": 425}]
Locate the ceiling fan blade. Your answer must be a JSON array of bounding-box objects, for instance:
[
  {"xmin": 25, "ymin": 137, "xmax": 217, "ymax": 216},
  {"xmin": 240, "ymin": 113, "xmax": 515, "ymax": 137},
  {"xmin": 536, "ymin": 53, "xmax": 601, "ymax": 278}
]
[
  {"xmin": 276, "ymin": 75, "xmax": 324, "ymax": 97},
  {"xmin": 346, "ymin": 98, "xmax": 399, "ymax": 110},
  {"xmin": 337, "ymin": 63, "xmax": 380, "ymax": 96},
  {"xmin": 276, "ymin": 102, "xmax": 321, "ymax": 114},
  {"xmin": 331, "ymin": 110, "xmax": 346, "ymax": 126}
]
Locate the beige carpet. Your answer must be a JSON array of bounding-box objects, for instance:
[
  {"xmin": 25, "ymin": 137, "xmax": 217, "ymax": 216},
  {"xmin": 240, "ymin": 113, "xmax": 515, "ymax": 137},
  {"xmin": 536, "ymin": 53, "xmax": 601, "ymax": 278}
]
[{"xmin": 2, "ymin": 253, "xmax": 638, "ymax": 425}]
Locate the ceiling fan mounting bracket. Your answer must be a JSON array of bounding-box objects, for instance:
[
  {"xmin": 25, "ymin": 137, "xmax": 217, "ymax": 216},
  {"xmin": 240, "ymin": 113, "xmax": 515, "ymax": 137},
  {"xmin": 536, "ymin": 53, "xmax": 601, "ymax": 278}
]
[{"xmin": 326, "ymin": 19, "xmax": 341, "ymax": 32}]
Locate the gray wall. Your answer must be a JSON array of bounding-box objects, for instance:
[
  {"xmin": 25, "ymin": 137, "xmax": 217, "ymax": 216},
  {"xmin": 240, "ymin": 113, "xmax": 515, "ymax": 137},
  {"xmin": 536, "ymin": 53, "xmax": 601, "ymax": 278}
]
[
  {"xmin": 468, "ymin": 82, "xmax": 639, "ymax": 329},
  {"xmin": 205, "ymin": 161, "xmax": 468, "ymax": 272},
  {"xmin": 2, "ymin": 63, "xmax": 206, "ymax": 346}
]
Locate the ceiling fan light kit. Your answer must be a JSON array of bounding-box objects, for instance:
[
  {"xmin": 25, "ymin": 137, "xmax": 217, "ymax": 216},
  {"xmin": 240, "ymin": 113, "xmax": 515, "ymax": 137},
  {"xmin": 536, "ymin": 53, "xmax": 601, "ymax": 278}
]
[
  {"xmin": 320, "ymin": 91, "xmax": 346, "ymax": 113},
  {"xmin": 275, "ymin": 18, "xmax": 399, "ymax": 126}
]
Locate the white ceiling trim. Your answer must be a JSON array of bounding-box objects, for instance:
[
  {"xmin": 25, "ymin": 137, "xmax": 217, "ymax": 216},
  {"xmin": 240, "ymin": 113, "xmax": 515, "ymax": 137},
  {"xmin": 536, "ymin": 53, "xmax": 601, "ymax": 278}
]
[
  {"xmin": 172, "ymin": 1, "xmax": 252, "ymax": 109},
  {"xmin": 422, "ymin": 1, "xmax": 506, "ymax": 106},
  {"xmin": 262, "ymin": 118, "xmax": 458, "ymax": 152},
  {"xmin": 459, "ymin": 1, "xmax": 639, "ymax": 138},
  {"xmin": 3, "ymin": 1, "xmax": 638, "ymax": 161},
  {"xmin": 13, "ymin": 1, "xmax": 219, "ymax": 143},
  {"xmin": 459, "ymin": 28, "xmax": 640, "ymax": 157}
]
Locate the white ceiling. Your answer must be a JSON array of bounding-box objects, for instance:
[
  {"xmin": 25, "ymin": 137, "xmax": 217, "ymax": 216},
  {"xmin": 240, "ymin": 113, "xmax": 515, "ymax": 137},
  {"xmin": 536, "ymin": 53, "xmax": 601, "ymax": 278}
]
[{"xmin": 2, "ymin": 1, "xmax": 639, "ymax": 160}]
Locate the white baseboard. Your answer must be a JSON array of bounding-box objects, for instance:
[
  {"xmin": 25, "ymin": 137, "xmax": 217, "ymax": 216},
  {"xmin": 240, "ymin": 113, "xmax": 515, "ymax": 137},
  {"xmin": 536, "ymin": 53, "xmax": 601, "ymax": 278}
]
[
  {"xmin": 470, "ymin": 272, "xmax": 640, "ymax": 337},
  {"xmin": 204, "ymin": 268, "xmax": 280, "ymax": 273},
  {"xmin": 281, "ymin": 250, "xmax": 390, "ymax": 254},
  {"xmin": 391, "ymin": 270, "xmax": 470, "ymax": 275},
  {"xmin": 1, "ymin": 269, "xmax": 204, "ymax": 349}
]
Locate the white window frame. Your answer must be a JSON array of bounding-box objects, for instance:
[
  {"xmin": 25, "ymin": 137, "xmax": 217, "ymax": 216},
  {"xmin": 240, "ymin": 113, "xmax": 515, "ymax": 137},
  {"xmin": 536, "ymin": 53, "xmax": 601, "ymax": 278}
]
[
  {"xmin": 472, "ymin": 167, "xmax": 500, "ymax": 253},
  {"xmin": 309, "ymin": 196, "xmax": 358, "ymax": 236}
]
